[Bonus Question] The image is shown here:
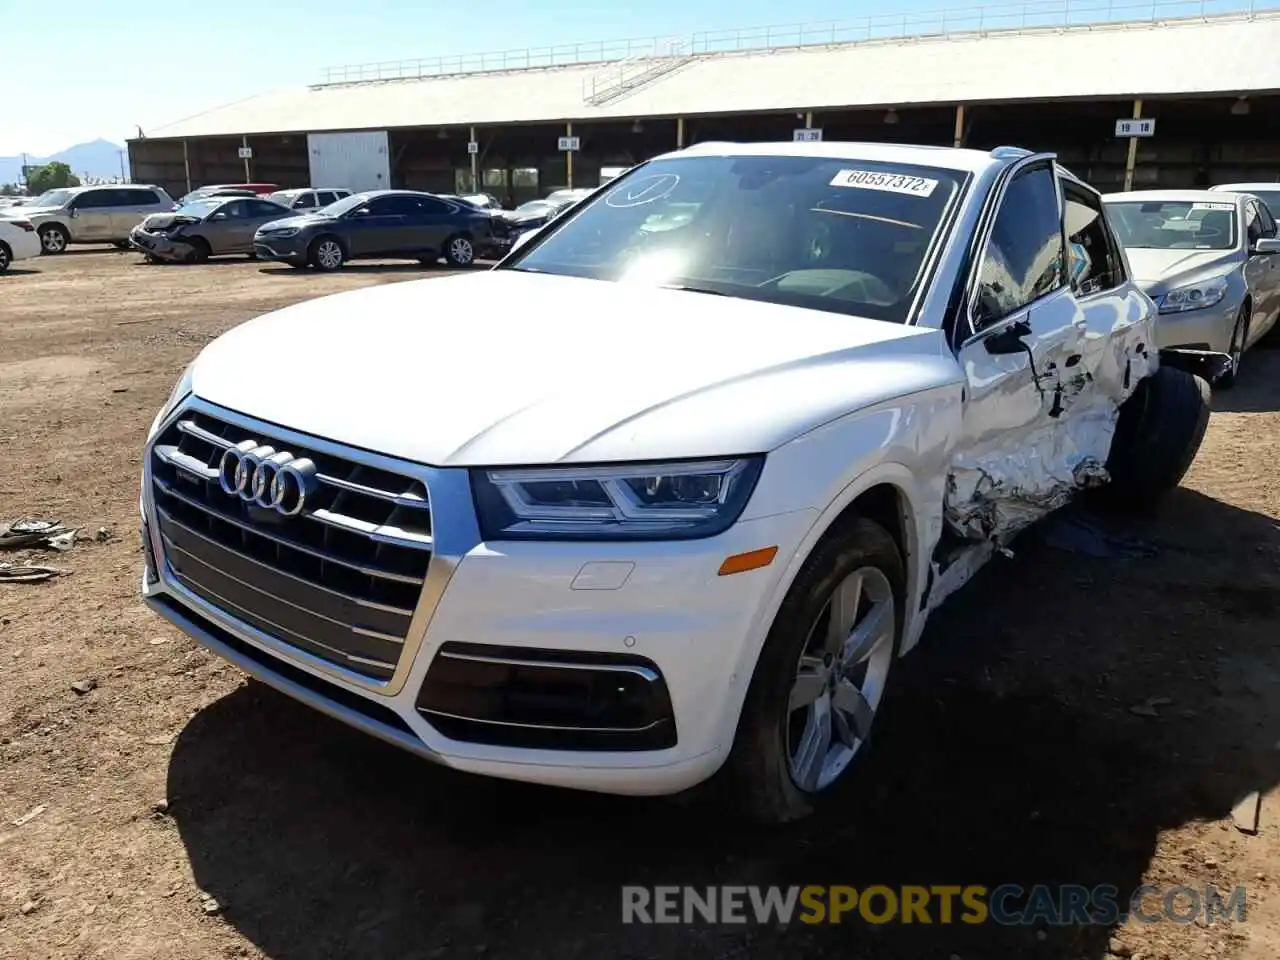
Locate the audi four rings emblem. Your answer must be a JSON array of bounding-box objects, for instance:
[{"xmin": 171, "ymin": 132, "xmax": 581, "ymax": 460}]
[{"xmin": 218, "ymin": 440, "xmax": 317, "ymax": 517}]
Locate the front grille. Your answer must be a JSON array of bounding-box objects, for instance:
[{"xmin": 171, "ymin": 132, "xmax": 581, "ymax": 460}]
[{"xmin": 149, "ymin": 410, "xmax": 432, "ymax": 681}]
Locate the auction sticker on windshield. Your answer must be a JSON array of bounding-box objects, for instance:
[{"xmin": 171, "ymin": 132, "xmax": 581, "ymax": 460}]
[
  {"xmin": 1191, "ymin": 202, "xmax": 1235, "ymax": 211},
  {"xmin": 829, "ymin": 169, "xmax": 939, "ymax": 197}
]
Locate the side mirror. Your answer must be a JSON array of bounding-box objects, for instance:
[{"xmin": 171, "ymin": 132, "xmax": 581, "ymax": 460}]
[
  {"xmin": 211, "ymin": 212, "xmax": 227, "ymax": 221},
  {"xmin": 1251, "ymin": 237, "xmax": 1280, "ymax": 255},
  {"xmin": 67, "ymin": 207, "xmax": 79, "ymax": 219},
  {"xmin": 983, "ymin": 318, "xmax": 1033, "ymax": 355}
]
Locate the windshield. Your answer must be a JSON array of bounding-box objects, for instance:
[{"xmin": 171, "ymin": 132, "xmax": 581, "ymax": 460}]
[
  {"xmin": 32, "ymin": 189, "xmax": 74, "ymax": 208},
  {"xmin": 1106, "ymin": 200, "xmax": 1237, "ymax": 251},
  {"xmin": 506, "ymin": 155, "xmax": 965, "ymax": 323},
  {"xmin": 172, "ymin": 199, "xmax": 221, "ymax": 219},
  {"xmin": 320, "ymin": 193, "xmax": 372, "ymax": 217},
  {"xmin": 268, "ymin": 191, "xmax": 301, "ymax": 205},
  {"xmin": 1245, "ymin": 191, "xmax": 1280, "ymax": 218},
  {"xmin": 514, "ymin": 200, "xmax": 553, "ymax": 216}
]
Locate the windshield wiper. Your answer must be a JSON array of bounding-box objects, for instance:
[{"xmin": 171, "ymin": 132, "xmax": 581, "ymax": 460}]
[{"xmin": 659, "ymin": 283, "xmax": 731, "ymax": 297}]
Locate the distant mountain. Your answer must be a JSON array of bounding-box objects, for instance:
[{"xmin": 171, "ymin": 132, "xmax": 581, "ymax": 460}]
[{"xmin": 0, "ymin": 139, "xmax": 127, "ymax": 186}]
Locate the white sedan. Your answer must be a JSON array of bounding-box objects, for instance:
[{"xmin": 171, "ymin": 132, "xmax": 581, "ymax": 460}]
[{"xmin": 0, "ymin": 216, "xmax": 41, "ymax": 272}]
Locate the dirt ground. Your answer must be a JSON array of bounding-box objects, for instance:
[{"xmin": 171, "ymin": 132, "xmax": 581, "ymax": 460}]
[{"xmin": 0, "ymin": 247, "xmax": 1277, "ymax": 960}]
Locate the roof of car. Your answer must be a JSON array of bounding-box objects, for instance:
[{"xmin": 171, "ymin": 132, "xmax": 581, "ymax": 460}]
[
  {"xmin": 1102, "ymin": 189, "xmax": 1248, "ymax": 205},
  {"xmin": 272, "ymin": 187, "xmax": 348, "ymax": 195},
  {"xmin": 71, "ymin": 183, "xmax": 163, "ymax": 192},
  {"xmin": 654, "ymin": 140, "xmax": 1011, "ymax": 174},
  {"xmin": 1209, "ymin": 182, "xmax": 1280, "ymax": 192}
]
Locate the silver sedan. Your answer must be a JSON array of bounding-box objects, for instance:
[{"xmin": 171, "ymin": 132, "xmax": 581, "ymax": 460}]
[{"xmin": 1103, "ymin": 188, "xmax": 1280, "ymax": 386}]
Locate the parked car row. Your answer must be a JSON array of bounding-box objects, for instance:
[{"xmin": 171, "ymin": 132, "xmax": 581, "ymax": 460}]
[{"xmin": 1, "ymin": 171, "xmax": 1277, "ymax": 386}]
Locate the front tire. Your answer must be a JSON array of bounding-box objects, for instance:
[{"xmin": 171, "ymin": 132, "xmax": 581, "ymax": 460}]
[
  {"xmin": 0, "ymin": 241, "xmax": 10, "ymax": 273},
  {"xmin": 38, "ymin": 224, "xmax": 68, "ymax": 255},
  {"xmin": 310, "ymin": 236, "xmax": 345, "ymax": 271},
  {"xmin": 184, "ymin": 237, "xmax": 211, "ymax": 264},
  {"xmin": 1103, "ymin": 365, "xmax": 1210, "ymax": 508},
  {"xmin": 1217, "ymin": 305, "xmax": 1250, "ymax": 390},
  {"xmin": 720, "ymin": 516, "xmax": 905, "ymax": 824},
  {"xmin": 443, "ymin": 233, "xmax": 475, "ymax": 267}
]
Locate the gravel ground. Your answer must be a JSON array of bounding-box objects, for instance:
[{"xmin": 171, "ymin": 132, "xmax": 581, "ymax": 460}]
[{"xmin": 0, "ymin": 248, "xmax": 1277, "ymax": 960}]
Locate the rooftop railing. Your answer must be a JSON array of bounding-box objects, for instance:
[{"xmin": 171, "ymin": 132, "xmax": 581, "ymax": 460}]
[{"xmin": 316, "ymin": 0, "xmax": 1274, "ymax": 86}]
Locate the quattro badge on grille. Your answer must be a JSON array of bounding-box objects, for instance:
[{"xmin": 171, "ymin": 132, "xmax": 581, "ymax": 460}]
[{"xmin": 218, "ymin": 440, "xmax": 317, "ymax": 517}]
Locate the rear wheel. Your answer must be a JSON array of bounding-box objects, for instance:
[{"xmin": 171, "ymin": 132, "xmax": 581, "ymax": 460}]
[
  {"xmin": 443, "ymin": 233, "xmax": 475, "ymax": 267},
  {"xmin": 1217, "ymin": 305, "xmax": 1250, "ymax": 389},
  {"xmin": 719, "ymin": 516, "xmax": 904, "ymax": 824},
  {"xmin": 0, "ymin": 241, "xmax": 11, "ymax": 273},
  {"xmin": 38, "ymin": 224, "xmax": 68, "ymax": 255},
  {"xmin": 1103, "ymin": 365, "xmax": 1211, "ymax": 509},
  {"xmin": 310, "ymin": 236, "xmax": 344, "ymax": 271}
]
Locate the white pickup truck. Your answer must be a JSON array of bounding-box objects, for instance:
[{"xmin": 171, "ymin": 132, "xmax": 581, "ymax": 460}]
[{"xmin": 141, "ymin": 142, "xmax": 1213, "ymax": 823}]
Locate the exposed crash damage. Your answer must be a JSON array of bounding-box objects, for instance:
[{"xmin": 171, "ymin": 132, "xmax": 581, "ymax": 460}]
[
  {"xmin": 137, "ymin": 140, "xmax": 1216, "ymax": 825},
  {"xmin": 130, "ymin": 195, "xmax": 293, "ymax": 263}
]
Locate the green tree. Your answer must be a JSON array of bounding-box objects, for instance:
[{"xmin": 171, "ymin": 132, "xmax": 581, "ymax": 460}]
[{"xmin": 25, "ymin": 162, "xmax": 80, "ymax": 194}]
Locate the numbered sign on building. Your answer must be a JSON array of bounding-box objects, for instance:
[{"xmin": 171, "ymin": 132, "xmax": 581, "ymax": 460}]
[
  {"xmin": 1114, "ymin": 118, "xmax": 1156, "ymax": 138},
  {"xmin": 793, "ymin": 128, "xmax": 823, "ymax": 142},
  {"xmin": 558, "ymin": 136, "xmax": 581, "ymax": 152},
  {"xmin": 237, "ymin": 146, "xmax": 253, "ymax": 159},
  {"xmin": 467, "ymin": 141, "xmax": 479, "ymax": 155}
]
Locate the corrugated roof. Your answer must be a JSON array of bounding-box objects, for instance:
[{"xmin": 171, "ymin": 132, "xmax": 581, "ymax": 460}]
[{"xmin": 143, "ymin": 13, "xmax": 1280, "ymax": 141}]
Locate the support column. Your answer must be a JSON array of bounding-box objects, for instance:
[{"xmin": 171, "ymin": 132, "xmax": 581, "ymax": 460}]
[
  {"xmin": 676, "ymin": 117, "xmax": 685, "ymax": 148},
  {"xmin": 805, "ymin": 110, "xmax": 813, "ymax": 128},
  {"xmin": 565, "ymin": 122, "xmax": 574, "ymax": 189},
  {"xmin": 953, "ymin": 104, "xmax": 966, "ymax": 148},
  {"xmin": 1123, "ymin": 98, "xmax": 1143, "ymax": 192},
  {"xmin": 241, "ymin": 134, "xmax": 251, "ymax": 181},
  {"xmin": 469, "ymin": 126, "xmax": 478, "ymax": 193},
  {"xmin": 183, "ymin": 140, "xmax": 192, "ymax": 194}
]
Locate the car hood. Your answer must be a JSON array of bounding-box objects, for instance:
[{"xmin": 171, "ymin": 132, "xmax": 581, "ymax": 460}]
[
  {"xmin": 1125, "ymin": 247, "xmax": 1240, "ymax": 292},
  {"xmin": 139, "ymin": 212, "xmax": 200, "ymax": 230},
  {"xmin": 0, "ymin": 205, "xmax": 58, "ymax": 220},
  {"xmin": 258, "ymin": 213, "xmax": 328, "ymax": 232},
  {"xmin": 189, "ymin": 271, "xmax": 958, "ymax": 466}
]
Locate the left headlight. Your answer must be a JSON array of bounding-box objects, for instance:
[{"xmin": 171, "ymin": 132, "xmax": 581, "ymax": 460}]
[
  {"xmin": 147, "ymin": 362, "xmax": 194, "ymax": 439},
  {"xmin": 1157, "ymin": 275, "xmax": 1229, "ymax": 314},
  {"xmin": 470, "ymin": 457, "xmax": 764, "ymax": 541},
  {"xmin": 261, "ymin": 226, "xmax": 300, "ymax": 239}
]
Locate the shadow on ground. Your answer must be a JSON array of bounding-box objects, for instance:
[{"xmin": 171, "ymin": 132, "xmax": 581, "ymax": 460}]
[
  {"xmin": 167, "ymin": 416, "xmax": 1280, "ymax": 960},
  {"xmin": 1213, "ymin": 341, "xmax": 1280, "ymax": 414}
]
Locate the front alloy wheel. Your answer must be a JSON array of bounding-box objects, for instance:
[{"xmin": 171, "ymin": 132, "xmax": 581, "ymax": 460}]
[
  {"xmin": 719, "ymin": 516, "xmax": 904, "ymax": 823},
  {"xmin": 1218, "ymin": 306, "xmax": 1249, "ymax": 390},
  {"xmin": 39, "ymin": 226, "xmax": 67, "ymax": 254},
  {"xmin": 445, "ymin": 235, "xmax": 474, "ymax": 267},
  {"xmin": 313, "ymin": 239, "xmax": 344, "ymax": 271},
  {"xmin": 787, "ymin": 566, "xmax": 896, "ymax": 792}
]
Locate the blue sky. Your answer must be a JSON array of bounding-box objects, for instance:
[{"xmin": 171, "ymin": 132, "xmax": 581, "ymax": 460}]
[{"xmin": 0, "ymin": 0, "xmax": 1263, "ymax": 155}]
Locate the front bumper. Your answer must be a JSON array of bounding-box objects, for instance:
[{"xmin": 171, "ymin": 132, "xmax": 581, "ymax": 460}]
[
  {"xmin": 131, "ymin": 227, "xmax": 193, "ymax": 262},
  {"xmin": 254, "ymin": 234, "xmax": 308, "ymax": 263},
  {"xmin": 141, "ymin": 396, "xmax": 813, "ymax": 795},
  {"xmin": 1151, "ymin": 297, "xmax": 1238, "ymax": 354}
]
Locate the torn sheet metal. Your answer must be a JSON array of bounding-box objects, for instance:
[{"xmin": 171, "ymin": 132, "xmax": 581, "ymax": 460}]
[{"xmin": 945, "ymin": 400, "xmax": 1115, "ymax": 542}]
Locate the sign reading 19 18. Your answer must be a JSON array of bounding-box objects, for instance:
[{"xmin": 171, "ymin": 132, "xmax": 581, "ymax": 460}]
[{"xmin": 1115, "ymin": 118, "xmax": 1156, "ymax": 138}]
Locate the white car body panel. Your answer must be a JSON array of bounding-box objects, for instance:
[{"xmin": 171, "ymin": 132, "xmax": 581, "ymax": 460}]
[
  {"xmin": 0, "ymin": 219, "xmax": 41, "ymax": 264},
  {"xmin": 142, "ymin": 142, "xmax": 1162, "ymax": 796}
]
